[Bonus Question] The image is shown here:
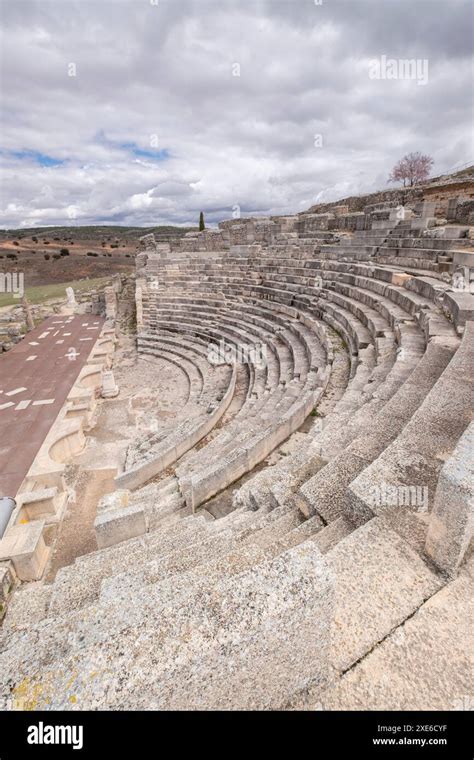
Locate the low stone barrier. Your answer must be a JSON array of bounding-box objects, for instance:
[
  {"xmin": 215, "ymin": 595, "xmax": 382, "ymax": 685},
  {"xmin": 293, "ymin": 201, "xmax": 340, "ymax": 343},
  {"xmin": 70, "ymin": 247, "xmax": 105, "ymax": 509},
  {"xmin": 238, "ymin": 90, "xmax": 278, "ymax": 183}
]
[{"xmin": 425, "ymin": 422, "xmax": 474, "ymax": 576}]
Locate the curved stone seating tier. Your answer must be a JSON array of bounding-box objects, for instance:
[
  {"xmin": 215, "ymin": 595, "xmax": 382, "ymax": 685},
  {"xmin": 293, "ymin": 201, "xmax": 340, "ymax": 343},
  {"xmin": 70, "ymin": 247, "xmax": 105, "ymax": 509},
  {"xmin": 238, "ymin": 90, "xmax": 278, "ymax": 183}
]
[
  {"xmin": 138, "ymin": 292, "xmax": 370, "ymax": 480},
  {"xmin": 261, "ymin": 258, "xmax": 455, "ymax": 330},
  {"xmin": 137, "ymin": 343, "xmax": 206, "ymax": 405},
  {"xmin": 146, "ymin": 316, "xmax": 280, "ymax": 397},
  {"xmin": 163, "ymin": 256, "xmax": 461, "ymax": 345},
  {"xmin": 137, "ymin": 337, "xmax": 232, "ymax": 409},
  {"xmin": 176, "ymin": 368, "xmax": 322, "ymax": 495},
  {"xmin": 141, "ymin": 321, "xmax": 289, "ymax": 458},
  {"xmin": 116, "ymin": 349, "xmax": 237, "ymax": 490},
  {"xmin": 298, "ymin": 331, "xmax": 460, "ymax": 523},
  {"xmin": 140, "ymin": 300, "xmax": 330, "ymax": 508},
  {"xmin": 145, "ymin": 300, "xmax": 322, "ymax": 385},
  {"xmin": 144, "ymin": 280, "xmax": 366, "ymax": 378},
  {"xmin": 233, "ymin": 315, "xmax": 421, "ymax": 514},
  {"xmin": 143, "ymin": 254, "xmax": 459, "ymax": 332},
  {"xmin": 228, "ymin": 267, "xmax": 456, "ymax": 517},
  {"xmin": 347, "ymin": 321, "xmax": 474, "ymax": 552},
  {"xmin": 137, "ymin": 255, "xmax": 444, "ymax": 508},
  {"xmin": 145, "ymin": 296, "xmax": 327, "ymax": 393}
]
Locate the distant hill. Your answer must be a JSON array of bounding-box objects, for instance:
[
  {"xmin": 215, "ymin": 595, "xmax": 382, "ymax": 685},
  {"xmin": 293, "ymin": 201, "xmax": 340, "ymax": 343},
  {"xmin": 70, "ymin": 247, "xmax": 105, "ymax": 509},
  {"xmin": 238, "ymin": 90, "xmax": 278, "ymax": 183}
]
[
  {"xmin": 0, "ymin": 225, "xmax": 197, "ymax": 240},
  {"xmin": 0, "ymin": 225, "xmax": 197, "ymax": 288}
]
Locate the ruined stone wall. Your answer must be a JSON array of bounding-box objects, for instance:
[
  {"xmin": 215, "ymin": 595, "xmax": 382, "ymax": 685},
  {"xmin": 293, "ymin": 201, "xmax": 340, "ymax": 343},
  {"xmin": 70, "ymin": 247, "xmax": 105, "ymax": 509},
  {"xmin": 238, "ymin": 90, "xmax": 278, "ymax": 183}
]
[
  {"xmin": 306, "ymin": 187, "xmax": 423, "ymax": 215},
  {"xmin": 453, "ymin": 199, "xmax": 474, "ymax": 225},
  {"xmin": 305, "ymin": 175, "xmax": 474, "ymax": 218}
]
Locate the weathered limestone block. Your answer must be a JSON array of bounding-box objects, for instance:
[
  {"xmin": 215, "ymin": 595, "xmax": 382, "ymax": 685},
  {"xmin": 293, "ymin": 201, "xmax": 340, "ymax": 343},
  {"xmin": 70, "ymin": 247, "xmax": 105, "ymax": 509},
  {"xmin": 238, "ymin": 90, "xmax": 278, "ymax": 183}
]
[
  {"xmin": 104, "ymin": 286, "xmax": 117, "ymax": 321},
  {"xmin": 95, "ymin": 504, "xmax": 146, "ymax": 549},
  {"xmin": 65, "ymin": 286, "xmax": 77, "ymax": 307},
  {"xmin": 425, "ymin": 423, "xmax": 474, "ymax": 576},
  {"xmin": 16, "ymin": 487, "xmax": 66, "ymax": 521},
  {"xmin": 447, "ymin": 197, "xmax": 459, "ymax": 221},
  {"xmin": 135, "ymin": 277, "xmax": 146, "ymax": 331},
  {"xmin": 138, "ymin": 233, "xmax": 157, "ymax": 252},
  {"xmin": 146, "ymin": 544, "xmax": 333, "ymax": 709},
  {"xmin": 453, "ymin": 251, "xmax": 474, "ymax": 269},
  {"xmin": 0, "ymin": 521, "xmax": 49, "ymax": 581},
  {"xmin": 415, "ymin": 201, "xmax": 437, "ymax": 218},
  {"xmin": 101, "ymin": 369, "xmax": 119, "ymax": 399},
  {"xmin": 90, "ymin": 291, "xmax": 101, "ymax": 315},
  {"xmin": 454, "ymin": 199, "xmax": 474, "ymax": 225},
  {"xmin": 0, "ymin": 564, "xmax": 14, "ymax": 604},
  {"xmin": 93, "ymin": 491, "xmax": 134, "ymax": 551}
]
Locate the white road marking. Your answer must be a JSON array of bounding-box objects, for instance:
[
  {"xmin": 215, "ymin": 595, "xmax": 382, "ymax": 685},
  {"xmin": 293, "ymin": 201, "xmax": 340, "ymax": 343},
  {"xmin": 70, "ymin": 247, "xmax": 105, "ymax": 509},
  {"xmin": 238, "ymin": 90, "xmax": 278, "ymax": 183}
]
[
  {"xmin": 82, "ymin": 323, "xmax": 89, "ymax": 326},
  {"xmin": 16, "ymin": 400, "xmax": 31, "ymax": 410},
  {"xmin": 38, "ymin": 332, "xmax": 50, "ymax": 339},
  {"xmin": 6, "ymin": 387, "xmax": 27, "ymax": 396},
  {"xmin": 0, "ymin": 402, "xmax": 15, "ymax": 411},
  {"xmin": 29, "ymin": 341, "xmax": 39, "ymax": 346},
  {"xmin": 26, "ymin": 355, "xmax": 37, "ymax": 362},
  {"xmin": 32, "ymin": 399, "xmax": 55, "ymax": 406},
  {"xmin": 53, "ymin": 331, "xmax": 60, "ymax": 337},
  {"xmin": 79, "ymin": 337, "xmax": 93, "ymax": 342},
  {"xmin": 87, "ymin": 327, "xmax": 99, "ymax": 330},
  {"xmin": 56, "ymin": 340, "xmax": 65, "ymax": 344},
  {"xmin": 63, "ymin": 332, "xmax": 72, "ymax": 336}
]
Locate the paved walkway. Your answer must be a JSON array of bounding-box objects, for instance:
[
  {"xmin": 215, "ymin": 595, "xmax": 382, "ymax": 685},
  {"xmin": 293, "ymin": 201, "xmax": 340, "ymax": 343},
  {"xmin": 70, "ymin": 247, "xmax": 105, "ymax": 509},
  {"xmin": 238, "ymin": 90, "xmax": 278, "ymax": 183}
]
[{"xmin": 0, "ymin": 314, "xmax": 104, "ymax": 497}]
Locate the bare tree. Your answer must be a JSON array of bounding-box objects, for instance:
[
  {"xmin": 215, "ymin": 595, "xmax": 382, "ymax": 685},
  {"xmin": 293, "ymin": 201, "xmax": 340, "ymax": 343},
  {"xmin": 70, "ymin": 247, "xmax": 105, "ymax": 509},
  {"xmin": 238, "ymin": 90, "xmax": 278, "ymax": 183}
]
[{"xmin": 388, "ymin": 152, "xmax": 434, "ymax": 187}]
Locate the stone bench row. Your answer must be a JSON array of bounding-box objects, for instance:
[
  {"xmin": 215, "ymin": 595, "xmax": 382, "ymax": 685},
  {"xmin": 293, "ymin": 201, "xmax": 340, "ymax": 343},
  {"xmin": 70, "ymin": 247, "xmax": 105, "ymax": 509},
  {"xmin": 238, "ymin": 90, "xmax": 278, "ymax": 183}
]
[
  {"xmin": 143, "ymin": 284, "xmax": 412, "ymax": 486},
  {"xmin": 115, "ymin": 345, "xmax": 238, "ymax": 491},
  {"xmin": 347, "ymin": 322, "xmax": 474, "ymax": 559},
  {"xmin": 145, "ymin": 299, "xmax": 322, "ymax": 384},
  {"xmin": 183, "ymin": 365, "xmax": 328, "ymax": 510},
  {"xmin": 299, "ymin": 333, "xmax": 460, "ymax": 526},
  {"xmin": 145, "ymin": 292, "xmax": 332, "ymax": 387},
  {"xmin": 143, "ymin": 262, "xmax": 434, "ymax": 406},
  {"xmin": 143, "ymin": 253, "xmax": 467, "ymax": 331},
  {"xmin": 145, "ymin": 311, "xmax": 286, "ymax": 390},
  {"xmin": 142, "ymin": 312, "xmax": 312, "ymax": 472}
]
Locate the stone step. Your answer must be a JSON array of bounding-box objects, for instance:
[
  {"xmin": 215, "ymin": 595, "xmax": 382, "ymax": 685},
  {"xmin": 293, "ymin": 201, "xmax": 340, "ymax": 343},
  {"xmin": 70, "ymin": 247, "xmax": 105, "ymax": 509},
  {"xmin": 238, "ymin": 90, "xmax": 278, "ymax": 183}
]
[
  {"xmin": 318, "ymin": 554, "xmax": 473, "ymax": 710},
  {"xmin": 324, "ymin": 517, "xmax": 441, "ymax": 673}
]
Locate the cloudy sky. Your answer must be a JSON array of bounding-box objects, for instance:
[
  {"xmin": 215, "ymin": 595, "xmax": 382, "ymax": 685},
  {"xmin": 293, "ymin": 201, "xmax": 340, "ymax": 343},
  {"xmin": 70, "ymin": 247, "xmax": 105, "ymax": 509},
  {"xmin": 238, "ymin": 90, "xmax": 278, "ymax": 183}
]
[{"xmin": 0, "ymin": 0, "xmax": 472, "ymax": 228}]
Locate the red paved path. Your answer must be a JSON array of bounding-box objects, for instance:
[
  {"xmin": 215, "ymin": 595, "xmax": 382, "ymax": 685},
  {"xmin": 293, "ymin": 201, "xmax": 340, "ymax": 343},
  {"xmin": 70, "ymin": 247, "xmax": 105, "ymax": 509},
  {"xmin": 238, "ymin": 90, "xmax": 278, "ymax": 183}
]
[{"xmin": 0, "ymin": 314, "xmax": 104, "ymax": 497}]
